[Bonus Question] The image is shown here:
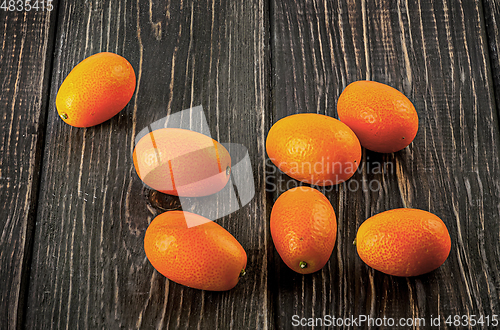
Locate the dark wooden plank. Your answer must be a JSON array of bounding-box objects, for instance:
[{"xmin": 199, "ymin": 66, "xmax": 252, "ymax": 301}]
[
  {"xmin": 271, "ymin": 0, "xmax": 500, "ymax": 328},
  {"xmin": 25, "ymin": 0, "xmax": 271, "ymax": 329},
  {"xmin": 0, "ymin": 7, "xmax": 57, "ymax": 329},
  {"xmin": 483, "ymin": 0, "xmax": 500, "ymax": 118}
]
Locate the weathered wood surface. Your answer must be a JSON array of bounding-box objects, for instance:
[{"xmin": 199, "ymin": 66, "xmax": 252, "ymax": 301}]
[
  {"xmin": 484, "ymin": 0, "xmax": 500, "ymax": 117},
  {"xmin": 271, "ymin": 0, "xmax": 500, "ymax": 328},
  {"xmin": 0, "ymin": 8, "xmax": 57, "ymax": 329},
  {"xmin": 22, "ymin": 0, "xmax": 270, "ymax": 329},
  {"xmin": 0, "ymin": 0, "xmax": 500, "ymax": 329}
]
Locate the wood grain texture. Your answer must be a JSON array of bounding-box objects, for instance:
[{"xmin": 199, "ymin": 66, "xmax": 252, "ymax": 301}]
[
  {"xmin": 0, "ymin": 8, "xmax": 57, "ymax": 329},
  {"xmin": 25, "ymin": 0, "xmax": 270, "ymax": 329},
  {"xmin": 1, "ymin": 0, "xmax": 498, "ymax": 329},
  {"xmin": 271, "ymin": 0, "xmax": 500, "ymax": 328},
  {"xmin": 483, "ymin": 0, "xmax": 500, "ymax": 117}
]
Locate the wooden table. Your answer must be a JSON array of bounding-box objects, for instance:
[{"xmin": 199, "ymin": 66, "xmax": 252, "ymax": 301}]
[{"xmin": 2, "ymin": 0, "xmax": 500, "ymax": 329}]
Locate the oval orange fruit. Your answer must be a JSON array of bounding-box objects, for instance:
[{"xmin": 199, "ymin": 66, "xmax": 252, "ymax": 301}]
[
  {"xmin": 144, "ymin": 211, "xmax": 247, "ymax": 291},
  {"xmin": 270, "ymin": 186, "xmax": 337, "ymax": 274},
  {"xmin": 56, "ymin": 52, "xmax": 136, "ymax": 127},
  {"xmin": 266, "ymin": 113, "xmax": 361, "ymax": 186},
  {"xmin": 133, "ymin": 128, "xmax": 231, "ymax": 197},
  {"xmin": 337, "ymin": 80, "xmax": 418, "ymax": 153},
  {"xmin": 355, "ymin": 208, "xmax": 451, "ymax": 277}
]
